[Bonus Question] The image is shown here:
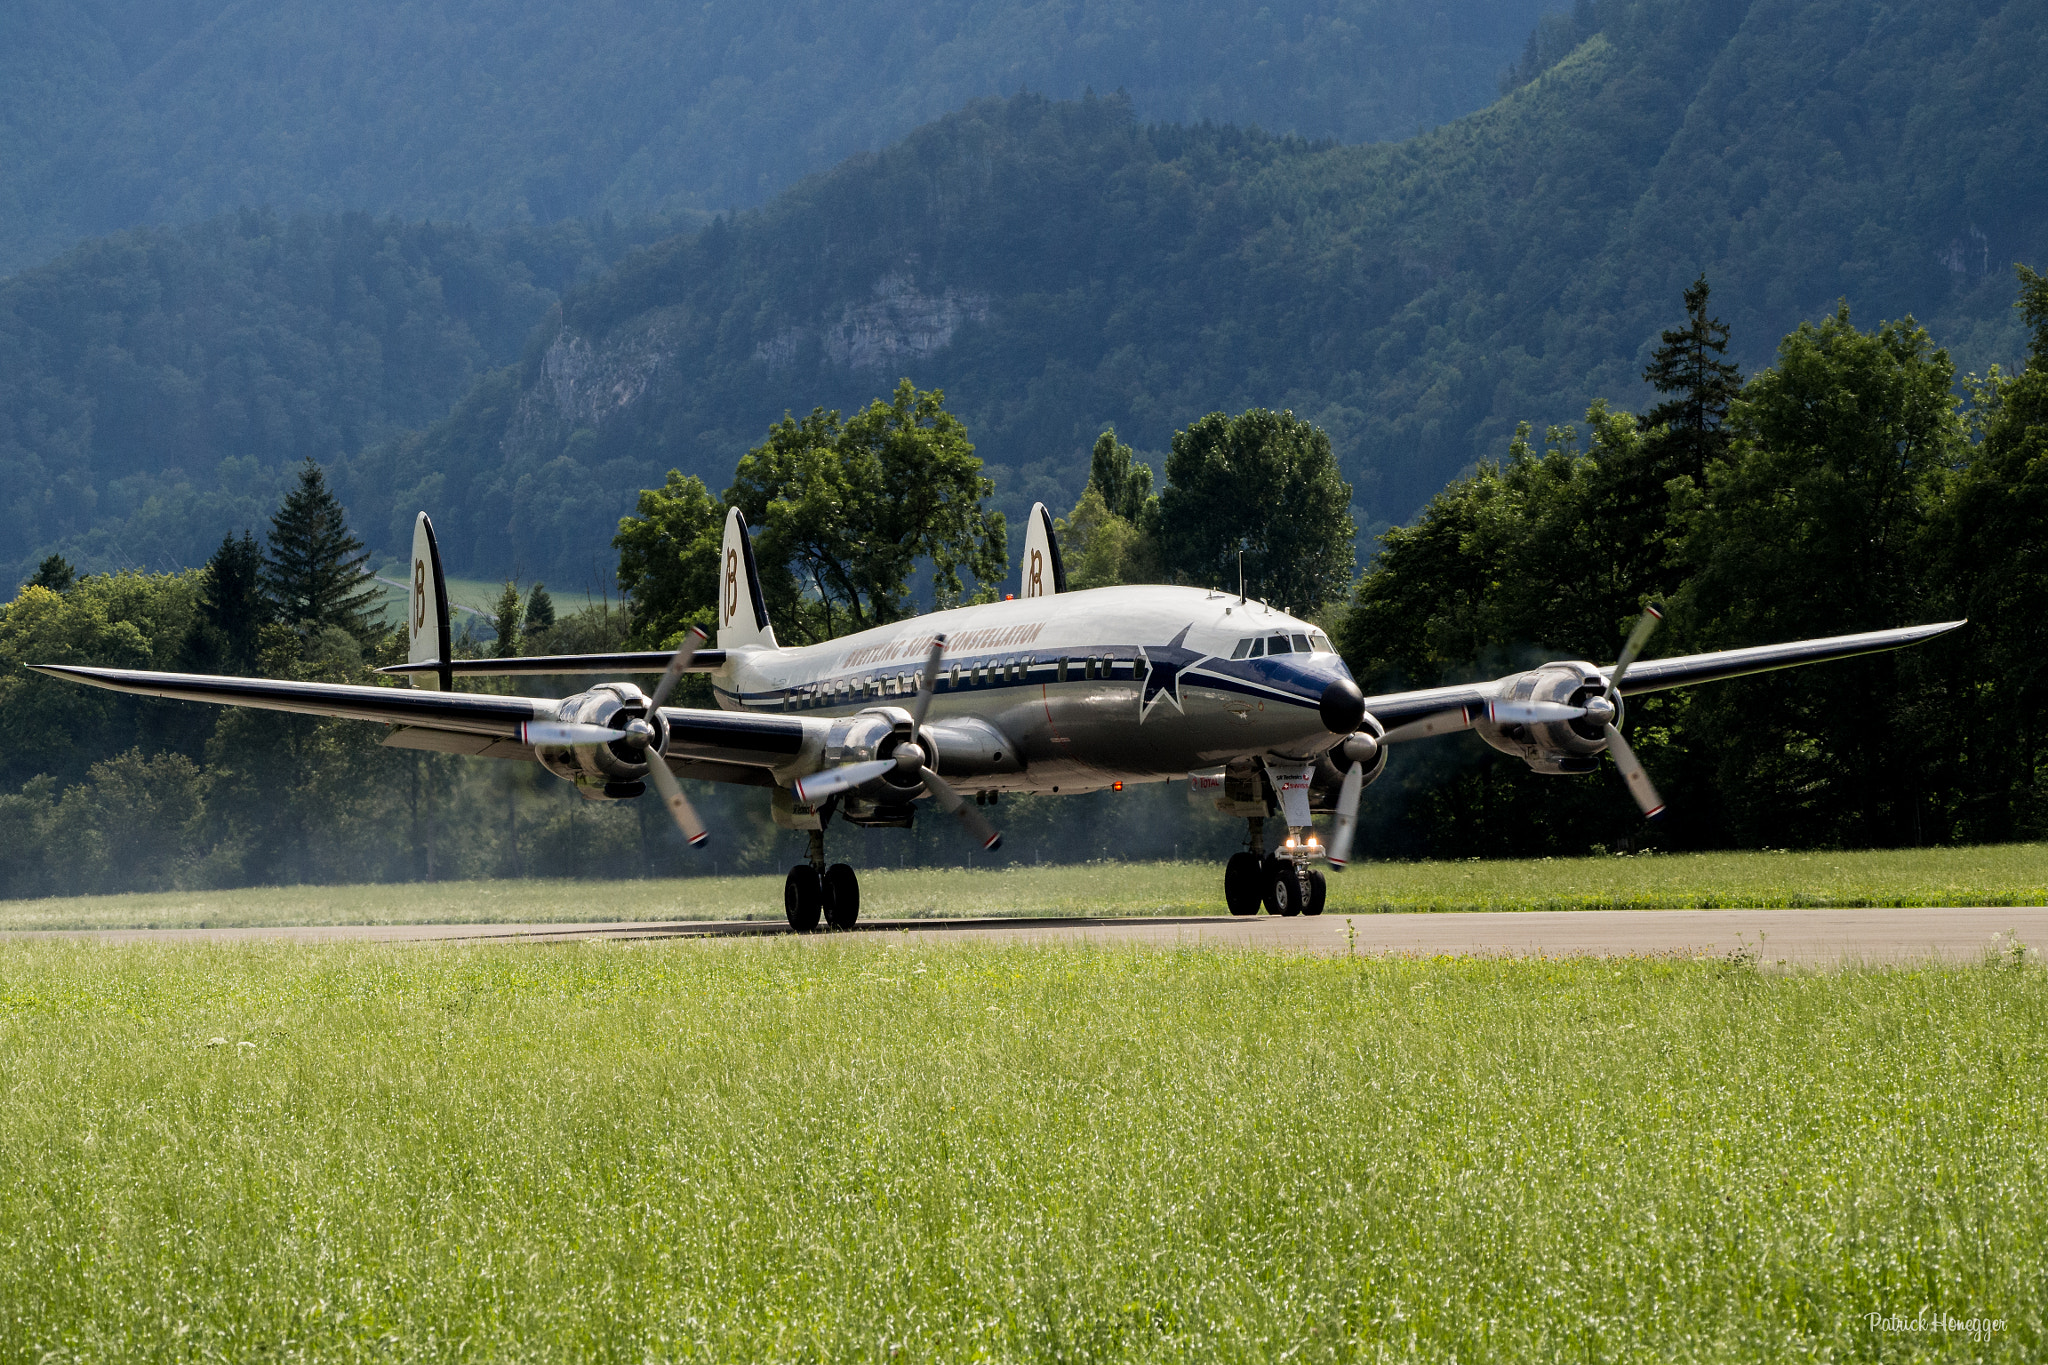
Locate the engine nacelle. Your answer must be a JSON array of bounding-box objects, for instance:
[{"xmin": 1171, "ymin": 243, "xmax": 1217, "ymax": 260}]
[
  {"xmin": 533, "ymin": 682, "xmax": 664, "ymax": 796},
  {"xmin": 1474, "ymin": 663, "xmax": 1616, "ymax": 774},
  {"xmin": 822, "ymin": 707, "xmax": 927, "ymax": 801}
]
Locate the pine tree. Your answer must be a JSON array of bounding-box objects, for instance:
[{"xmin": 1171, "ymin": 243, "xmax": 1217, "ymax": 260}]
[
  {"xmin": 491, "ymin": 581, "xmax": 525, "ymax": 657},
  {"xmin": 1642, "ymin": 273, "xmax": 1743, "ymax": 480},
  {"xmin": 263, "ymin": 460, "xmax": 380, "ymax": 639},
  {"xmin": 524, "ymin": 582, "xmax": 556, "ymax": 634},
  {"xmin": 26, "ymin": 554, "xmax": 75, "ymax": 592},
  {"xmin": 190, "ymin": 531, "xmax": 271, "ymax": 673}
]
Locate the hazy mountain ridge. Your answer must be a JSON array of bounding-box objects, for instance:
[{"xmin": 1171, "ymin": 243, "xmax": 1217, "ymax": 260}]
[
  {"xmin": 0, "ymin": 0, "xmax": 1565, "ymax": 277},
  {"xmin": 5, "ymin": 0, "xmax": 2042, "ymax": 587},
  {"xmin": 347, "ymin": 0, "xmax": 2045, "ymax": 582}
]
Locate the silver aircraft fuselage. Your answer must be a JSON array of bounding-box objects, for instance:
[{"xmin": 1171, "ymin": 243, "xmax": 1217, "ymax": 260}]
[{"xmin": 713, "ymin": 584, "xmax": 1353, "ymax": 794}]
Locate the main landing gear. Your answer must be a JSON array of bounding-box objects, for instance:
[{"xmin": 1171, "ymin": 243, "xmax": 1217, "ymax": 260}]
[
  {"xmin": 785, "ymin": 828, "xmax": 860, "ymax": 932},
  {"xmin": 1224, "ymin": 815, "xmax": 1326, "ymax": 918}
]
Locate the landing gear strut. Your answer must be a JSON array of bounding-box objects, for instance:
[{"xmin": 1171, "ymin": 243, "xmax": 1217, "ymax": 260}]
[{"xmin": 785, "ymin": 828, "xmax": 860, "ymax": 932}]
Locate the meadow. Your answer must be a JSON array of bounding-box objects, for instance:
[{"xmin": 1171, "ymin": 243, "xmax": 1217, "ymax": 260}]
[
  {"xmin": 3, "ymin": 843, "xmax": 2046, "ymax": 932},
  {"xmin": 0, "ymin": 938, "xmax": 2040, "ymax": 1361}
]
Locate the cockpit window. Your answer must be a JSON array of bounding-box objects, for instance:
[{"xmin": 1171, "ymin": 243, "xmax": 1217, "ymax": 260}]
[
  {"xmin": 1230, "ymin": 638, "xmax": 1251, "ymax": 659},
  {"xmin": 1269, "ymin": 635, "xmax": 1294, "ymax": 655},
  {"xmin": 1290, "ymin": 634, "xmax": 1312, "ymax": 653}
]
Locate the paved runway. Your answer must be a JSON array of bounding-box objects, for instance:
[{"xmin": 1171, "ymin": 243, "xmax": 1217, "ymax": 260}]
[{"xmin": 15, "ymin": 906, "xmax": 2048, "ymax": 964}]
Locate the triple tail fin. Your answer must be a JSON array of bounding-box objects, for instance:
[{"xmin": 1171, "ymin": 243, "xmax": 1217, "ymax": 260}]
[
  {"xmin": 717, "ymin": 507, "xmax": 779, "ymax": 649},
  {"xmin": 1020, "ymin": 501, "xmax": 1067, "ymax": 599},
  {"xmin": 406, "ymin": 512, "xmax": 453, "ymax": 691}
]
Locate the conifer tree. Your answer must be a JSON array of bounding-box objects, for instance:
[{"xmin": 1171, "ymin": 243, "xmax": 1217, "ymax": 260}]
[
  {"xmin": 25, "ymin": 554, "xmax": 75, "ymax": 593},
  {"xmin": 190, "ymin": 531, "xmax": 270, "ymax": 673},
  {"xmin": 262, "ymin": 460, "xmax": 380, "ymax": 639},
  {"xmin": 524, "ymin": 582, "xmax": 556, "ymax": 635},
  {"xmin": 1642, "ymin": 273, "xmax": 1744, "ymax": 480},
  {"xmin": 491, "ymin": 582, "xmax": 525, "ymax": 657}
]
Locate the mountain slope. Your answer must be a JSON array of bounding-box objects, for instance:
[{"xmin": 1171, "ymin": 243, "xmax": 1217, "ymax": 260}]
[
  {"xmin": 0, "ymin": 211, "xmax": 675, "ymax": 583},
  {"xmin": 0, "ymin": 0, "xmax": 1565, "ymax": 276},
  {"xmin": 354, "ymin": 0, "xmax": 2045, "ymax": 582}
]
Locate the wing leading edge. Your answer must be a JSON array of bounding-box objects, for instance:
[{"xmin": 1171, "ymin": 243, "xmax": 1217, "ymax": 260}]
[
  {"xmin": 27, "ymin": 664, "xmax": 809, "ymax": 777},
  {"xmin": 1355, "ymin": 620, "xmax": 1965, "ymax": 727}
]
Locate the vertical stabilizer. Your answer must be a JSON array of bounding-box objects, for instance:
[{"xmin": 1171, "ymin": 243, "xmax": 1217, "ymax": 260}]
[
  {"xmin": 407, "ymin": 512, "xmax": 453, "ymax": 691},
  {"xmin": 1020, "ymin": 501, "xmax": 1067, "ymax": 599},
  {"xmin": 717, "ymin": 507, "xmax": 779, "ymax": 649}
]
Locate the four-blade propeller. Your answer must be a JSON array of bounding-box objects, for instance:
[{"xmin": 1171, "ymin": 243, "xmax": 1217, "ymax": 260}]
[
  {"xmin": 519, "ymin": 625, "xmax": 711, "ymax": 847},
  {"xmin": 792, "ymin": 636, "xmax": 1003, "ymax": 851}
]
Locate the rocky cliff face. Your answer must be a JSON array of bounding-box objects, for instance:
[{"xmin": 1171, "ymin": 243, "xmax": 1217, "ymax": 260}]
[
  {"xmin": 756, "ymin": 275, "xmax": 991, "ymax": 372},
  {"xmin": 535, "ymin": 314, "xmax": 679, "ymax": 431}
]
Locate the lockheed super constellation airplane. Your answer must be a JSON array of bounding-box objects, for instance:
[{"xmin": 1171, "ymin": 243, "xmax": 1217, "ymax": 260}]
[{"xmin": 36, "ymin": 507, "xmax": 1960, "ymax": 929}]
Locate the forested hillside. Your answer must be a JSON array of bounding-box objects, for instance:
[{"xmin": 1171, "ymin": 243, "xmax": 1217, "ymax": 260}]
[
  {"xmin": 0, "ymin": 0, "xmax": 1562, "ymax": 276},
  {"xmin": 355, "ymin": 0, "xmax": 2047, "ymax": 583},
  {"xmin": 0, "ymin": 211, "xmax": 680, "ymax": 588}
]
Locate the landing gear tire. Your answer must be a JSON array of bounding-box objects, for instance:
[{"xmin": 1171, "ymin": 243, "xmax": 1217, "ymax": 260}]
[
  {"xmin": 1302, "ymin": 870, "xmax": 1327, "ymax": 917},
  {"xmin": 784, "ymin": 864, "xmax": 823, "ymax": 932},
  {"xmin": 823, "ymin": 862, "xmax": 860, "ymax": 930},
  {"xmin": 1224, "ymin": 852, "xmax": 1263, "ymax": 916},
  {"xmin": 1261, "ymin": 855, "xmax": 1302, "ymax": 917}
]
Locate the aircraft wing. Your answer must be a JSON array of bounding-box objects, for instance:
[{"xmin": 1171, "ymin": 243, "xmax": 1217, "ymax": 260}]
[
  {"xmin": 28, "ymin": 664, "xmax": 808, "ymax": 779},
  {"xmin": 1355, "ymin": 620, "xmax": 1964, "ymax": 727},
  {"xmin": 380, "ymin": 649, "xmax": 727, "ymax": 678}
]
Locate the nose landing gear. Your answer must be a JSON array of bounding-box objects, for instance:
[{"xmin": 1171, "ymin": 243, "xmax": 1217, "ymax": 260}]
[{"xmin": 1223, "ymin": 812, "xmax": 1328, "ymax": 917}]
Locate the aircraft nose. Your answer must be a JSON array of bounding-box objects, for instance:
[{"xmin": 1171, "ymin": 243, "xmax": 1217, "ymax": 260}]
[{"xmin": 1319, "ymin": 677, "xmax": 1365, "ymax": 734}]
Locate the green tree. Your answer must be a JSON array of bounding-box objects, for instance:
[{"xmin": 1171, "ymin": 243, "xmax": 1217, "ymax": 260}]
[
  {"xmin": 725, "ymin": 380, "xmax": 1007, "ymax": 642},
  {"xmin": 525, "ymin": 583, "xmax": 556, "ymax": 635},
  {"xmin": 1641, "ymin": 273, "xmax": 1743, "ymax": 484},
  {"xmin": 1675, "ymin": 304, "xmax": 1967, "ymax": 846},
  {"xmin": 25, "ymin": 555, "xmax": 74, "ymax": 593},
  {"xmin": 1088, "ymin": 429, "xmax": 1156, "ymax": 525},
  {"xmin": 183, "ymin": 532, "xmax": 270, "ymax": 675},
  {"xmin": 1157, "ymin": 409, "xmax": 1354, "ymax": 612},
  {"xmin": 490, "ymin": 582, "xmax": 525, "ymax": 657},
  {"xmin": 1928, "ymin": 265, "xmax": 2048, "ymax": 840},
  {"xmin": 263, "ymin": 461, "xmax": 380, "ymax": 640},
  {"xmin": 613, "ymin": 471, "xmax": 724, "ymax": 648}
]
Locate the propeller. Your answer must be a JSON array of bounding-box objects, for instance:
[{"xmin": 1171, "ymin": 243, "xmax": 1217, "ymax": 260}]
[
  {"xmin": 790, "ymin": 635, "xmax": 1003, "ymax": 851},
  {"xmin": 1599, "ymin": 605, "xmax": 1665, "ymax": 819},
  {"xmin": 519, "ymin": 625, "xmax": 711, "ymax": 847}
]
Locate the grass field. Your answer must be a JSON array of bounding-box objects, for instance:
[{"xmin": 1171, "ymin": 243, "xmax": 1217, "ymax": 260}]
[
  {"xmin": 1, "ymin": 938, "xmax": 2039, "ymax": 1361},
  {"xmin": 4, "ymin": 843, "xmax": 2046, "ymax": 932}
]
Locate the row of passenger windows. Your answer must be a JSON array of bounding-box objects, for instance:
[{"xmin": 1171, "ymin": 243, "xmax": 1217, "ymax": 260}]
[
  {"xmin": 784, "ymin": 656, "xmax": 1127, "ymax": 708},
  {"xmin": 1229, "ymin": 630, "xmax": 1332, "ymax": 659}
]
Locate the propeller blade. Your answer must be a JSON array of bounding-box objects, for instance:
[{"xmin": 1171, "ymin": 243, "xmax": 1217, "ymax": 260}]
[
  {"xmin": 792, "ymin": 759, "xmax": 895, "ymax": 805},
  {"xmin": 646, "ymin": 624, "xmax": 708, "ymax": 712},
  {"xmin": 1326, "ymin": 761, "xmax": 1365, "ymax": 870},
  {"xmin": 1607, "ymin": 605, "xmax": 1663, "ymax": 693},
  {"xmin": 1379, "ymin": 699, "xmax": 1583, "ymax": 745},
  {"xmin": 521, "ymin": 720, "xmax": 628, "ymax": 746},
  {"xmin": 1603, "ymin": 722, "xmax": 1666, "ymax": 819},
  {"xmin": 907, "ymin": 634, "xmax": 947, "ymax": 732},
  {"xmin": 919, "ymin": 768, "xmax": 1002, "ymax": 851},
  {"xmin": 1379, "ymin": 706, "xmax": 1475, "ymax": 745},
  {"xmin": 643, "ymin": 751, "xmax": 710, "ymax": 846}
]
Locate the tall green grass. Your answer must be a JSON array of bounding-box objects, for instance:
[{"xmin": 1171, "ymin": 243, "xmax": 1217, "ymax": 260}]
[
  {"xmin": 1, "ymin": 940, "xmax": 2040, "ymax": 1360},
  {"xmin": 5, "ymin": 843, "xmax": 2047, "ymax": 931}
]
